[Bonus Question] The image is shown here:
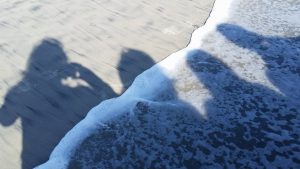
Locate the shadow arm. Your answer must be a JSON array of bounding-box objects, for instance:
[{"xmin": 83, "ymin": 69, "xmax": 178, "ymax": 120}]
[
  {"xmin": 69, "ymin": 63, "xmax": 117, "ymax": 97},
  {"xmin": 0, "ymin": 103, "xmax": 18, "ymax": 126}
]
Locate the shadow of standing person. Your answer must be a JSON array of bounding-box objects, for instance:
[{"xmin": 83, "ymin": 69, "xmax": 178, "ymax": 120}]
[
  {"xmin": 187, "ymin": 49, "xmax": 300, "ymax": 168},
  {"xmin": 217, "ymin": 23, "xmax": 300, "ymax": 102},
  {"xmin": 117, "ymin": 48, "xmax": 155, "ymax": 93},
  {"xmin": 68, "ymin": 49, "xmax": 208, "ymax": 169},
  {"xmin": 0, "ymin": 38, "xmax": 117, "ymax": 169}
]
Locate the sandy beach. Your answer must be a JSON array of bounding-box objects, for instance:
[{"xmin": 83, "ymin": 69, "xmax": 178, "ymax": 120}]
[{"xmin": 0, "ymin": 0, "xmax": 214, "ymax": 168}]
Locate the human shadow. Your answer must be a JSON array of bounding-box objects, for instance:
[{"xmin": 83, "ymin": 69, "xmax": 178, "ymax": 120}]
[
  {"xmin": 217, "ymin": 23, "xmax": 300, "ymax": 102},
  {"xmin": 118, "ymin": 48, "xmax": 155, "ymax": 92},
  {"xmin": 0, "ymin": 38, "xmax": 118, "ymax": 169},
  {"xmin": 187, "ymin": 48, "xmax": 300, "ymax": 167},
  {"xmin": 68, "ymin": 50, "xmax": 210, "ymax": 169},
  {"xmin": 0, "ymin": 39, "xmax": 159, "ymax": 169}
]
